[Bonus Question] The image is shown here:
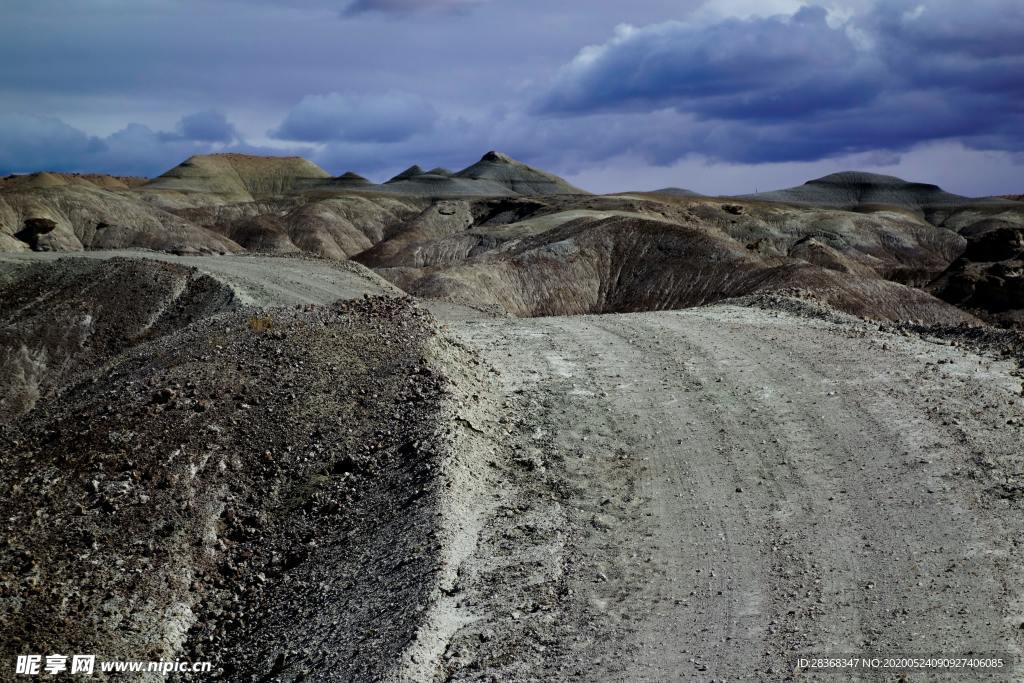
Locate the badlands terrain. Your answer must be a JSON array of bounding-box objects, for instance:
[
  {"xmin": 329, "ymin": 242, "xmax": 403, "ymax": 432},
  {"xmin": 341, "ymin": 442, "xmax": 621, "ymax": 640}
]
[{"xmin": 2, "ymin": 153, "xmax": 1024, "ymax": 681}]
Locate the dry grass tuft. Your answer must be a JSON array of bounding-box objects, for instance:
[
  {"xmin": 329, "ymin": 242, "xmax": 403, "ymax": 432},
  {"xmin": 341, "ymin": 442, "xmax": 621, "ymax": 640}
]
[{"xmin": 248, "ymin": 316, "xmax": 274, "ymax": 333}]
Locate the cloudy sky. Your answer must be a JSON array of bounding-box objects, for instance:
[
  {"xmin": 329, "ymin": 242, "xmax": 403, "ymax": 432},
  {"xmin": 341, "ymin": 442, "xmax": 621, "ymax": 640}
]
[{"xmin": 0, "ymin": 0, "xmax": 1021, "ymax": 194}]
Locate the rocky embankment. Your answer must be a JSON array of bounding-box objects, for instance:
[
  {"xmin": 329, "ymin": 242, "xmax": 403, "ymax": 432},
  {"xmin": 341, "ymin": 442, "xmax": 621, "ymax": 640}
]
[{"xmin": 0, "ymin": 258, "xmax": 497, "ymax": 681}]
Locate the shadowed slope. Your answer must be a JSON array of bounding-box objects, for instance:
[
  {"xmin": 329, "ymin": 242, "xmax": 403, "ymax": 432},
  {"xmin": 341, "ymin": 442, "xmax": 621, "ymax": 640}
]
[
  {"xmin": 0, "ymin": 258, "xmax": 236, "ymax": 421},
  {"xmin": 930, "ymin": 207, "xmax": 1024, "ymax": 327},
  {"xmin": 743, "ymin": 172, "xmax": 980, "ymax": 214},
  {"xmin": 380, "ymin": 214, "xmax": 974, "ymax": 323}
]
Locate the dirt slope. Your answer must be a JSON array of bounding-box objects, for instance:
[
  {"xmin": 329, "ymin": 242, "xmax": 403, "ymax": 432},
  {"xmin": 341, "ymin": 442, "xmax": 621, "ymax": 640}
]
[
  {"xmin": 0, "ymin": 258, "xmax": 499, "ymax": 682},
  {"xmin": 0, "ymin": 250, "xmax": 405, "ymax": 425},
  {"xmin": 440, "ymin": 303, "xmax": 1024, "ymax": 680},
  {"xmin": 0, "ymin": 300, "xmax": 460, "ymax": 682},
  {"xmin": 0, "ymin": 257, "xmax": 236, "ymax": 422},
  {"xmin": 0, "ymin": 251, "xmax": 401, "ymax": 307},
  {"xmin": 0, "ymin": 185, "xmax": 241, "ymax": 254},
  {"xmin": 381, "ymin": 213, "xmax": 973, "ymax": 324}
]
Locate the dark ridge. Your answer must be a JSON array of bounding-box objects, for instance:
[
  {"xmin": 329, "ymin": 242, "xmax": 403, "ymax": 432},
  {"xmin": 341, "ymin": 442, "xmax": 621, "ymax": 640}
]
[
  {"xmin": 648, "ymin": 187, "xmax": 704, "ymax": 198},
  {"xmin": 386, "ymin": 165, "xmax": 425, "ymax": 183},
  {"xmin": 335, "ymin": 171, "xmax": 371, "ymax": 185},
  {"xmin": 740, "ymin": 170, "xmax": 975, "ymax": 210},
  {"xmin": 480, "ymin": 150, "xmax": 514, "ymax": 163}
]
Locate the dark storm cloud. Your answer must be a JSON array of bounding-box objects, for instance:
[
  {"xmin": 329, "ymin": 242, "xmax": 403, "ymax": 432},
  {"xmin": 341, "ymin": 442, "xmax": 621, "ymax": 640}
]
[
  {"xmin": 0, "ymin": 0, "xmax": 1020, "ymax": 190},
  {"xmin": 174, "ymin": 111, "xmax": 239, "ymax": 143},
  {"xmin": 0, "ymin": 0, "xmax": 699, "ymax": 112},
  {"xmin": 533, "ymin": 0, "xmax": 1024, "ymax": 163},
  {"xmin": 271, "ymin": 92, "xmax": 437, "ymax": 143},
  {"xmin": 537, "ymin": 7, "xmax": 879, "ymax": 121},
  {"xmin": 865, "ymin": 0, "xmax": 1024, "ymax": 93},
  {"xmin": 343, "ymin": 0, "xmax": 484, "ymax": 15},
  {"xmin": 867, "ymin": 0, "xmax": 1024, "ymax": 61},
  {"xmin": 0, "ymin": 116, "xmax": 105, "ymax": 174}
]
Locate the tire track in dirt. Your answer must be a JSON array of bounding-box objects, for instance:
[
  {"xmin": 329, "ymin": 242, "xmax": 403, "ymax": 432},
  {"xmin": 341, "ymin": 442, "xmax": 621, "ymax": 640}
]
[{"xmin": 448, "ymin": 305, "xmax": 1024, "ymax": 681}]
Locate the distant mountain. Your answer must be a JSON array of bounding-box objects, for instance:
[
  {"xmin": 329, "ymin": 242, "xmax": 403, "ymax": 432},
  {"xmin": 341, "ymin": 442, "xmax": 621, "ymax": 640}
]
[
  {"xmin": 453, "ymin": 151, "xmax": 587, "ymax": 195},
  {"xmin": 646, "ymin": 187, "xmax": 704, "ymax": 198},
  {"xmin": 1, "ymin": 172, "xmax": 148, "ymax": 191},
  {"xmin": 365, "ymin": 151, "xmax": 587, "ymax": 197},
  {"xmin": 740, "ymin": 171, "xmax": 976, "ymax": 211},
  {"xmin": 333, "ymin": 171, "xmax": 373, "ymax": 187},
  {"xmin": 136, "ymin": 151, "xmax": 587, "ymax": 199},
  {"xmin": 139, "ymin": 153, "xmax": 331, "ymax": 205},
  {"xmin": 385, "ymin": 165, "xmax": 425, "ymax": 183}
]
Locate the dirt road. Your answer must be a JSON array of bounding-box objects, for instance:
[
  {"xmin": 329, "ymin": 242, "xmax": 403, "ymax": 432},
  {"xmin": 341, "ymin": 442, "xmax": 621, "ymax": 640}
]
[
  {"xmin": 4, "ymin": 250, "xmax": 1022, "ymax": 679},
  {"xmin": 444, "ymin": 305, "xmax": 1024, "ymax": 680}
]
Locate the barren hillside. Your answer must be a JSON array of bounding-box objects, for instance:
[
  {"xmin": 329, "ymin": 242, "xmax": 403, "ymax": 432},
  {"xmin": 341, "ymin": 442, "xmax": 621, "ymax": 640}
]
[
  {"xmin": 3, "ymin": 154, "xmax": 1024, "ymax": 680},
  {"xmin": 1, "ymin": 252, "xmax": 1022, "ymax": 681},
  {"xmin": 4, "ymin": 153, "xmax": 1022, "ymax": 330}
]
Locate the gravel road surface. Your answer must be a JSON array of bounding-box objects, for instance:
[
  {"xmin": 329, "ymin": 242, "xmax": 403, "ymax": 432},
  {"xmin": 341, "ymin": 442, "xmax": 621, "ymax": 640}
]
[
  {"xmin": 446, "ymin": 305, "xmax": 1024, "ymax": 681},
  {"xmin": 4, "ymin": 250, "xmax": 1022, "ymax": 680}
]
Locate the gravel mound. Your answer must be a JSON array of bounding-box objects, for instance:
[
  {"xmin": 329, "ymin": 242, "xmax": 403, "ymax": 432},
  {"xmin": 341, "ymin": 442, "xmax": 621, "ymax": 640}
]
[
  {"xmin": 0, "ymin": 257, "xmax": 236, "ymax": 422},
  {"xmin": 0, "ymin": 292, "xmax": 488, "ymax": 681}
]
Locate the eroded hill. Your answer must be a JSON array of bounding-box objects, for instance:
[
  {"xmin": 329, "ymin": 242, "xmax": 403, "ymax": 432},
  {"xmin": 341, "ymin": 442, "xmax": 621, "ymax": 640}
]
[{"xmin": 3, "ymin": 154, "xmax": 1023, "ymax": 326}]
